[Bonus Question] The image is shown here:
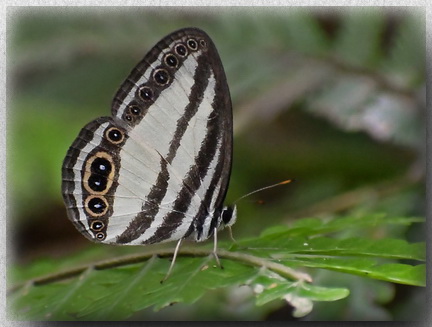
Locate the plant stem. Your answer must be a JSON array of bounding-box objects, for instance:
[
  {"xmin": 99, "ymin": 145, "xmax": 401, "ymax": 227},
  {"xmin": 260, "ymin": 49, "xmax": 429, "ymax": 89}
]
[{"xmin": 7, "ymin": 247, "xmax": 312, "ymax": 295}]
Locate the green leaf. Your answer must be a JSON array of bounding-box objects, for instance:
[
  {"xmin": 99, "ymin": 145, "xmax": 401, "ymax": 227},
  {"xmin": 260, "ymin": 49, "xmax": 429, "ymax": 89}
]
[
  {"xmin": 8, "ymin": 215, "xmax": 424, "ymax": 320},
  {"xmin": 9, "ymin": 255, "xmax": 333, "ymax": 320}
]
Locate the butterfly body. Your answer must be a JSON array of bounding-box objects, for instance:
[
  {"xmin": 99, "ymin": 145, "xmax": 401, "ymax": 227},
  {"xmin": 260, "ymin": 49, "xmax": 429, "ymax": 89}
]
[{"xmin": 62, "ymin": 28, "xmax": 236, "ymax": 246}]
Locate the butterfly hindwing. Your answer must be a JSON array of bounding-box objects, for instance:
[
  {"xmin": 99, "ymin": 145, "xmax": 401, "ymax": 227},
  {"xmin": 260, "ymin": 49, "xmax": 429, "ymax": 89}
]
[{"xmin": 62, "ymin": 28, "xmax": 233, "ymax": 245}]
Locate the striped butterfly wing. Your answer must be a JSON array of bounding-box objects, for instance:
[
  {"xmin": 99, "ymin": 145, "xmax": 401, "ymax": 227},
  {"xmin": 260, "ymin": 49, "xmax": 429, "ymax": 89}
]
[{"xmin": 62, "ymin": 28, "xmax": 234, "ymax": 245}]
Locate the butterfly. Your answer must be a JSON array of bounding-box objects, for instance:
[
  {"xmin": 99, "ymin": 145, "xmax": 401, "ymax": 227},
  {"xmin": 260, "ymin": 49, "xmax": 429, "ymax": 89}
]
[{"xmin": 62, "ymin": 27, "xmax": 236, "ymax": 275}]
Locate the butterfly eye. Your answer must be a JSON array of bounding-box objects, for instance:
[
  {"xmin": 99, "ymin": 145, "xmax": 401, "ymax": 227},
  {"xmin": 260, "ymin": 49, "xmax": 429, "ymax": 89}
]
[
  {"xmin": 187, "ymin": 39, "xmax": 198, "ymax": 50},
  {"xmin": 106, "ymin": 127, "xmax": 124, "ymax": 144},
  {"xmin": 174, "ymin": 43, "xmax": 187, "ymax": 57},
  {"xmin": 137, "ymin": 86, "xmax": 153, "ymax": 101},
  {"xmin": 153, "ymin": 69, "xmax": 170, "ymax": 85},
  {"xmin": 91, "ymin": 220, "xmax": 105, "ymax": 231},
  {"xmin": 85, "ymin": 196, "xmax": 108, "ymax": 216},
  {"xmin": 164, "ymin": 53, "xmax": 178, "ymax": 68}
]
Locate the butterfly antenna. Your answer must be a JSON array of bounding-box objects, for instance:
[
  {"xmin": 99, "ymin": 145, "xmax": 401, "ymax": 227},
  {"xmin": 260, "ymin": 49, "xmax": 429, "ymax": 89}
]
[
  {"xmin": 161, "ymin": 238, "xmax": 183, "ymax": 283},
  {"xmin": 233, "ymin": 179, "xmax": 294, "ymax": 205}
]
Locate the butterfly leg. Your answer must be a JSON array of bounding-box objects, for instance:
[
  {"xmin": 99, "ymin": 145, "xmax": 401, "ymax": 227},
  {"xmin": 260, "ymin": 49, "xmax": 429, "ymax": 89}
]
[
  {"xmin": 212, "ymin": 227, "xmax": 223, "ymax": 269},
  {"xmin": 161, "ymin": 238, "xmax": 183, "ymax": 283},
  {"xmin": 227, "ymin": 226, "xmax": 237, "ymax": 244}
]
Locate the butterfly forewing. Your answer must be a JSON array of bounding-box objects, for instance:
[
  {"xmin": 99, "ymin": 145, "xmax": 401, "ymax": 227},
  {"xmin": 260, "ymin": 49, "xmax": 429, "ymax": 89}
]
[{"xmin": 62, "ymin": 28, "xmax": 233, "ymax": 245}]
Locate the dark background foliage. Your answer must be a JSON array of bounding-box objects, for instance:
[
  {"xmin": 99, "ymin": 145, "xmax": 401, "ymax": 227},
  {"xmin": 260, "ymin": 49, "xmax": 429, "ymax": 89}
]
[{"xmin": 7, "ymin": 7, "xmax": 425, "ymax": 321}]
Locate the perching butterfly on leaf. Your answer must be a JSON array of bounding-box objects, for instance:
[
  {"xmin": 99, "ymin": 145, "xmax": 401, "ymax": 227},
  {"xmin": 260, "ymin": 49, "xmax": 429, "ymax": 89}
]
[{"xmin": 62, "ymin": 28, "xmax": 236, "ymax": 277}]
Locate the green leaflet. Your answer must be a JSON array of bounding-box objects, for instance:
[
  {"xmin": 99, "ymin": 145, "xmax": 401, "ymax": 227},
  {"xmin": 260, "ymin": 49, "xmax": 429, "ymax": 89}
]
[
  {"xmin": 250, "ymin": 273, "xmax": 349, "ymax": 317},
  {"xmin": 281, "ymin": 258, "xmax": 425, "ymax": 287},
  {"xmin": 237, "ymin": 236, "xmax": 425, "ymax": 261}
]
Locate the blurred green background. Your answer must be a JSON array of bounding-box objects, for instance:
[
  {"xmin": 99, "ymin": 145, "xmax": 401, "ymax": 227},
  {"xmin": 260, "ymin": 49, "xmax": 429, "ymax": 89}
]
[{"xmin": 7, "ymin": 7, "xmax": 425, "ymax": 320}]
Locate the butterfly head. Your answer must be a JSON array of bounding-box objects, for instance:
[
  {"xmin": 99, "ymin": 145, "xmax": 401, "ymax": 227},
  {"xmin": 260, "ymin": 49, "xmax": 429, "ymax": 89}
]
[{"xmin": 221, "ymin": 205, "xmax": 237, "ymax": 228}]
